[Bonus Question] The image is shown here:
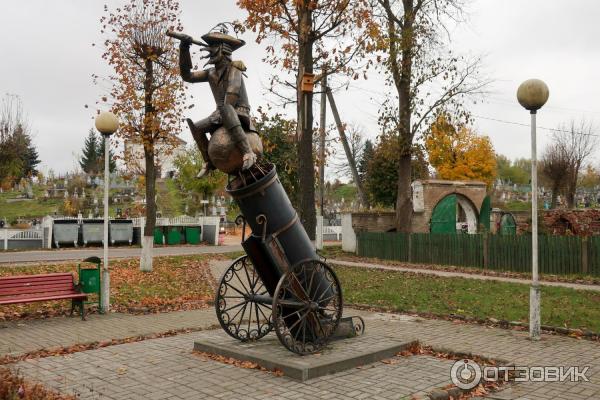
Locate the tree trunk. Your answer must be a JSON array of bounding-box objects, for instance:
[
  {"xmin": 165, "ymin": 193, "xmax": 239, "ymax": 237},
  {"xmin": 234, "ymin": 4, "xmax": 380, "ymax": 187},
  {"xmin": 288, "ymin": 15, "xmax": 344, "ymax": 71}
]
[
  {"xmin": 395, "ymin": 153, "xmax": 413, "ymax": 232},
  {"xmin": 141, "ymin": 143, "xmax": 156, "ymax": 272},
  {"xmin": 566, "ymin": 165, "xmax": 579, "ymax": 208},
  {"xmin": 297, "ymin": 4, "xmax": 316, "ymax": 240},
  {"xmin": 394, "ymin": 0, "xmax": 415, "ymax": 233},
  {"xmin": 141, "ymin": 58, "xmax": 155, "ymax": 272},
  {"xmin": 550, "ymin": 184, "xmax": 559, "ymax": 209}
]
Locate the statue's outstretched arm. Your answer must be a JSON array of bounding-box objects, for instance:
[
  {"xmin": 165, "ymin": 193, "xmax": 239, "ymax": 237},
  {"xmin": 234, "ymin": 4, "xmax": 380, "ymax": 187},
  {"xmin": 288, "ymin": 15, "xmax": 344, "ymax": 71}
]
[{"xmin": 179, "ymin": 43, "xmax": 208, "ymax": 83}]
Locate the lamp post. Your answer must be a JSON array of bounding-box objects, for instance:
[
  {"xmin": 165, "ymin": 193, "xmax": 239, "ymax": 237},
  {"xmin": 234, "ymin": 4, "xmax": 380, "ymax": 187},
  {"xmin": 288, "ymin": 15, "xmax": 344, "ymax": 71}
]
[
  {"xmin": 94, "ymin": 111, "xmax": 119, "ymax": 313},
  {"xmin": 517, "ymin": 79, "xmax": 549, "ymax": 341}
]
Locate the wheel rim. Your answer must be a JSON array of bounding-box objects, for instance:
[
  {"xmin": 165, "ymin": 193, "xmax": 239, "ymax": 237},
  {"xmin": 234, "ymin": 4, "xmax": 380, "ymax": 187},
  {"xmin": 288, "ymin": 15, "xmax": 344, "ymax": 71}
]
[
  {"xmin": 272, "ymin": 260, "xmax": 343, "ymax": 355},
  {"xmin": 215, "ymin": 256, "xmax": 272, "ymax": 341}
]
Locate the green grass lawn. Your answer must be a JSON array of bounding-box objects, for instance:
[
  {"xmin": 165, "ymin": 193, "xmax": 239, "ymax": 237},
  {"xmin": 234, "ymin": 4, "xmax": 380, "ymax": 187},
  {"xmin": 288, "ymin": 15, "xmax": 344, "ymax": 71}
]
[{"xmin": 335, "ymin": 265, "xmax": 600, "ymax": 332}]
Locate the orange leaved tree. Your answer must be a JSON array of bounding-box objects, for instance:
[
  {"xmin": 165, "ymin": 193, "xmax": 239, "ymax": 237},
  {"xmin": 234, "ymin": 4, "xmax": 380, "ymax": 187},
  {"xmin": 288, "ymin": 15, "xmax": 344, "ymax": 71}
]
[
  {"xmin": 237, "ymin": 0, "xmax": 378, "ymax": 239},
  {"xmin": 425, "ymin": 114, "xmax": 496, "ymax": 187},
  {"xmin": 96, "ymin": 0, "xmax": 185, "ymax": 271}
]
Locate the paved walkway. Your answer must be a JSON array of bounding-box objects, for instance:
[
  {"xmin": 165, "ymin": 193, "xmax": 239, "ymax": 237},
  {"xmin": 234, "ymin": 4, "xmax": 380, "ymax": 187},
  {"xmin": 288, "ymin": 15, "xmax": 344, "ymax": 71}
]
[
  {"xmin": 330, "ymin": 258, "xmax": 600, "ymax": 292},
  {"xmin": 0, "ymin": 309, "xmax": 217, "ymax": 357},
  {"xmin": 1, "ymin": 308, "xmax": 598, "ymax": 399},
  {"xmin": 0, "ymin": 244, "xmax": 243, "ymax": 265}
]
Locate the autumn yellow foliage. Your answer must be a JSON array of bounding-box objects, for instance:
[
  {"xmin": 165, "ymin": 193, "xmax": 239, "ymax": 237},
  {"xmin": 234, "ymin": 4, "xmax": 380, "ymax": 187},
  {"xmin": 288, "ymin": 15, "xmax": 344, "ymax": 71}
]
[{"xmin": 425, "ymin": 114, "xmax": 497, "ymax": 187}]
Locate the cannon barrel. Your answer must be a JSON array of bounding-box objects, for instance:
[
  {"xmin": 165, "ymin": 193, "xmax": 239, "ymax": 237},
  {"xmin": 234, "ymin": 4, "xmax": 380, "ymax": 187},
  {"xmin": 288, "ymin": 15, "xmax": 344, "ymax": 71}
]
[{"xmin": 227, "ymin": 163, "xmax": 319, "ymax": 294}]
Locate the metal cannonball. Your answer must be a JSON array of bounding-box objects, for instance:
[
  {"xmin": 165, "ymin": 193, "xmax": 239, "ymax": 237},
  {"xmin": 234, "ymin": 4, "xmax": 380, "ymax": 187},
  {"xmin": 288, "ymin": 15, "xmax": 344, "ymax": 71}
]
[{"xmin": 208, "ymin": 127, "xmax": 263, "ymax": 174}]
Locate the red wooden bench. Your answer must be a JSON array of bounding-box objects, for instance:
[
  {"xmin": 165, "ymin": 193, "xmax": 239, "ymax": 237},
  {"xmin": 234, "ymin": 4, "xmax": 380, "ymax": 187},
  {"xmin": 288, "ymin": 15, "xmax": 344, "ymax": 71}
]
[{"xmin": 0, "ymin": 273, "xmax": 88, "ymax": 320}]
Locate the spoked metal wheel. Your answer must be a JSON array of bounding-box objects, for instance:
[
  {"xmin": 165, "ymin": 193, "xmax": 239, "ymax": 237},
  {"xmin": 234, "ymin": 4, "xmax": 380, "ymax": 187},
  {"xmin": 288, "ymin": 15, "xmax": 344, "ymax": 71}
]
[
  {"xmin": 272, "ymin": 260, "xmax": 343, "ymax": 355},
  {"xmin": 215, "ymin": 256, "xmax": 273, "ymax": 341}
]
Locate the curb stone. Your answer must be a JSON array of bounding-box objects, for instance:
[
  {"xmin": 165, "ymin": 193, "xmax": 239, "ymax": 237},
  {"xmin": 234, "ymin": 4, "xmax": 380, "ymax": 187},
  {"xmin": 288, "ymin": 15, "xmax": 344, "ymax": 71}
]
[{"xmin": 348, "ymin": 303, "xmax": 600, "ymax": 342}]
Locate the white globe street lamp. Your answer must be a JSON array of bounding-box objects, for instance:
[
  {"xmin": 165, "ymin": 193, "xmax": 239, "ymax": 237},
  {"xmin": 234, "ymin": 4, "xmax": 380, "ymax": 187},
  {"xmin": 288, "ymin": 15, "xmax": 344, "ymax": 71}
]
[
  {"xmin": 517, "ymin": 79, "xmax": 549, "ymax": 341},
  {"xmin": 95, "ymin": 111, "xmax": 119, "ymax": 314}
]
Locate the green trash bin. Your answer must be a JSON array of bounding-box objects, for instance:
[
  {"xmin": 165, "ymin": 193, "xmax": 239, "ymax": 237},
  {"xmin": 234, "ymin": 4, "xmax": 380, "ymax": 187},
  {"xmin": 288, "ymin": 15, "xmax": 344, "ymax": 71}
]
[
  {"xmin": 185, "ymin": 226, "xmax": 201, "ymax": 245},
  {"xmin": 153, "ymin": 227, "xmax": 164, "ymax": 245},
  {"xmin": 166, "ymin": 226, "xmax": 181, "ymax": 245},
  {"xmin": 78, "ymin": 256, "xmax": 101, "ymax": 309}
]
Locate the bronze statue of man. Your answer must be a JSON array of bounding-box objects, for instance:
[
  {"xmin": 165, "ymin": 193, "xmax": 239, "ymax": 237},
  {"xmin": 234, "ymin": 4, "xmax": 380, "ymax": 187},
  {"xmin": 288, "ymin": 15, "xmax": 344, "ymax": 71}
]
[{"xmin": 177, "ymin": 30, "xmax": 257, "ymax": 177}]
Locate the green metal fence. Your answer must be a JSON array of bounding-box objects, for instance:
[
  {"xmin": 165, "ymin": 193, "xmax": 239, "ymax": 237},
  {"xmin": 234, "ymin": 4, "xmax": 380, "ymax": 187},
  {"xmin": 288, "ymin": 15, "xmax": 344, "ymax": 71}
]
[
  {"xmin": 356, "ymin": 232, "xmax": 600, "ymax": 276},
  {"xmin": 590, "ymin": 236, "xmax": 600, "ymax": 276},
  {"xmin": 488, "ymin": 235, "xmax": 530, "ymax": 273},
  {"xmin": 411, "ymin": 233, "xmax": 483, "ymax": 268},
  {"xmin": 357, "ymin": 232, "xmax": 409, "ymax": 261}
]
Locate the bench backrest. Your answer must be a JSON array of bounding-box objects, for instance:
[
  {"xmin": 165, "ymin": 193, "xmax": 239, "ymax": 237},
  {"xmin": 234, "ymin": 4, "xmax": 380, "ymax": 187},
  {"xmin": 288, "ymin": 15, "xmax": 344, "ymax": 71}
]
[{"xmin": 0, "ymin": 273, "xmax": 76, "ymax": 298}]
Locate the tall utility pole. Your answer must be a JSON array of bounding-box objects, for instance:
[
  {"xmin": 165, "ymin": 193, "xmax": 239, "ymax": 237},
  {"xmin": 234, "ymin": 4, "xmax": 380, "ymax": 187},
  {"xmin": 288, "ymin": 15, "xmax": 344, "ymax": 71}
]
[
  {"xmin": 517, "ymin": 79, "xmax": 549, "ymax": 341},
  {"xmin": 319, "ymin": 71, "xmax": 327, "ymax": 216},
  {"xmin": 326, "ymin": 88, "xmax": 369, "ymax": 209}
]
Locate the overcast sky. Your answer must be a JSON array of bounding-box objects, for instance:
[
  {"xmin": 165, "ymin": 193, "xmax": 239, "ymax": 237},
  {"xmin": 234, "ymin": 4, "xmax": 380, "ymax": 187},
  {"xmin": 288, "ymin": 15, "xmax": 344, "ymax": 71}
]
[{"xmin": 1, "ymin": 0, "xmax": 599, "ymax": 178}]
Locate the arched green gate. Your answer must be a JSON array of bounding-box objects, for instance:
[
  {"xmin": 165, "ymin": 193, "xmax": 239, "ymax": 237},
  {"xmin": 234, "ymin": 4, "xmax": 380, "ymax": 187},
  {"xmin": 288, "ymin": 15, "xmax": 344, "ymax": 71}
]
[
  {"xmin": 500, "ymin": 213, "xmax": 517, "ymax": 235},
  {"xmin": 430, "ymin": 194, "xmax": 456, "ymax": 233},
  {"xmin": 479, "ymin": 195, "xmax": 491, "ymax": 232}
]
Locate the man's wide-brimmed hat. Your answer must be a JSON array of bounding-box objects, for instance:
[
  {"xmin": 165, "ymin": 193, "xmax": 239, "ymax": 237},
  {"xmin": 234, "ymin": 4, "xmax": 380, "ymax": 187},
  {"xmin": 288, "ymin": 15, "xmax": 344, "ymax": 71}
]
[{"xmin": 201, "ymin": 32, "xmax": 245, "ymax": 52}]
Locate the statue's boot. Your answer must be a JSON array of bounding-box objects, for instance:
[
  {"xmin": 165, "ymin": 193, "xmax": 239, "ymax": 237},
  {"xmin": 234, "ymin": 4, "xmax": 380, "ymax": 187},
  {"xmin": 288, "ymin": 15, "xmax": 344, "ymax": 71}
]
[
  {"xmin": 221, "ymin": 105, "xmax": 256, "ymax": 171},
  {"xmin": 229, "ymin": 124, "xmax": 256, "ymax": 170}
]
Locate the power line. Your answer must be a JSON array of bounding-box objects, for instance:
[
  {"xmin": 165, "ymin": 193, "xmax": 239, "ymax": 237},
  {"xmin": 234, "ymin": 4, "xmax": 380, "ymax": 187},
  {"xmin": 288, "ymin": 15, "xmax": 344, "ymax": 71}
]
[
  {"xmin": 485, "ymin": 96, "xmax": 600, "ymax": 116},
  {"xmin": 473, "ymin": 115, "xmax": 600, "ymax": 137}
]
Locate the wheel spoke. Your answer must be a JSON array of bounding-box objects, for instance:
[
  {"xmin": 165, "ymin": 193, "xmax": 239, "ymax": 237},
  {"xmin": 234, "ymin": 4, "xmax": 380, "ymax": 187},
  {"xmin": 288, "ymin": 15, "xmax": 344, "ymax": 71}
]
[
  {"xmin": 254, "ymin": 302, "xmax": 263, "ymax": 325},
  {"xmin": 224, "ymin": 282, "xmax": 248, "ymax": 298},
  {"xmin": 281, "ymin": 306, "xmax": 308, "ymax": 321},
  {"xmin": 307, "ymin": 264, "xmax": 317, "ymax": 298},
  {"xmin": 292, "ymin": 311, "xmax": 309, "ymax": 341},
  {"xmin": 228, "ymin": 301, "xmax": 247, "ymax": 323},
  {"xmin": 236, "ymin": 302, "xmax": 248, "ymax": 332},
  {"xmin": 242, "ymin": 260, "xmax": 253, "ymax": 290},
  {"xmin": 314, "ymin": 313, "xmax": 326, "ymax": 336},
  {"xmin": 317, "ymin": 280, "xmax": 334, "ymax": 302},
  {"xmin": 317, "ymin": 293, "xmax": 336, "ymax": 304},
  {"xmin": 290, "ymin": 273, "xmax": 310, "ymax": 301},
  {"xmin": 254, "ymin": 281, "xmax": 266, "ymax": 294},
  {"xmin": 232, "ymin": 268, "xmax": 251, "ymax": 295},
  {"xmin": 247, "ymin": 298, "xmax": 252, "ymax": 333},
  {"xmin": 222, "ymin": 301, "xmax": 246, "ymax": 314},
  {"xmin": 256, "ymin": 302, "xmax": 271, "ymax": 321}
]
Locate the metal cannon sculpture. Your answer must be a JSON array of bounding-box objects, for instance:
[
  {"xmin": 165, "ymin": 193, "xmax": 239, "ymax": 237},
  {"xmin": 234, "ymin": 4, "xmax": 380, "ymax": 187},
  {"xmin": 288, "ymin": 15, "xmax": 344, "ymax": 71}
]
[
  {"xmin": 170, "ymin": 25, "xmax": 362, "ymax": 355},
  {"xmin": 218, "ymin": 162, "xmax": 360, "ymax": 354}
]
